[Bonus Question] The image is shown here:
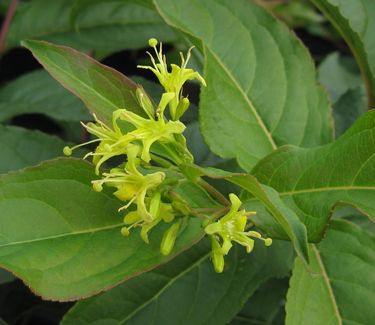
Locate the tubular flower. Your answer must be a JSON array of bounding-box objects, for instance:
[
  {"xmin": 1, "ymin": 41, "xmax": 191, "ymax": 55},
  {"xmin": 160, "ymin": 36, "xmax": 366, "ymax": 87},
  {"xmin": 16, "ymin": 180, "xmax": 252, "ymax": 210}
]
[
  {"xmin": 64, "ymin": 110, "xmax": 135, "ymax": 175},
  {"xmin": 119, "ymin": 107, "xmax": 186, "ymax": 163},
  {"xmin": 138, "ymin": 38, "xmax": 206, "ymax": 120},
  {"xmin": 121, "ymin": 190, "xmax": 180, "ymax": 254},
  {"xmin": 205, "ymin": 193, "xmax": 272, "ymax": 273},
  {"xmin": 92, "ymin": 144, "xmax": 165, "ymax": 222}
]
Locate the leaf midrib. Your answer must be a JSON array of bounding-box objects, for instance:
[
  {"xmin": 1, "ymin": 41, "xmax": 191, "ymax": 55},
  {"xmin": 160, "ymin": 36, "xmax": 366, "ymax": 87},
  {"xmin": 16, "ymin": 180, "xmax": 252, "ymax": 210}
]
[
  {"xmin": 205, "ymin": 47, "xmax": 277, "ymax": 151},
  {"xmin": 312, "ymin": 245, "xmax": 343, "ymax": 325},
  {"xmin": 245, "ymin": 185, "xmax": 375, "ymax": 201},
  {"xmin": 119, "ymin": 251, "xmax": 210, "ymax": 324},
  {"xmin": 153, "ymin": 0, "xmax": 277, "ymax": 151},
  {"xmin": 26, "ymin": 41, "xmax": 124, "ymax": 116},
  {"xmin": 0, "ymin": 223, "xmax": 123, "ymax": 248}
]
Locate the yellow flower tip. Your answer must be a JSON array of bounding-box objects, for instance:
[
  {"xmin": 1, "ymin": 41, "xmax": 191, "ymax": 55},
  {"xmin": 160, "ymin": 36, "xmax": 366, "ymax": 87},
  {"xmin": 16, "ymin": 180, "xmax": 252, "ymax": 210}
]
[
  {"xmin": 63, "ymin": 146, "xmax": 72, "ymax": 156},
  {"xmin": 247, "ymin": 230, "xmax": 261, "ymax": 239},
  {"xmin": 121, "ymin": 226, "xmax": 130, "ymax": 236},
  {"xmin": 148, "ymin": 38, "xmax": 158, "ymax": 47},
  {"xmin": 92, "ymin": 182, "xmax": 103, "ymax": 192},
  {"xmin": 181, "ymin": 97, "xmax": 190, "ymax": 105},
  {"xmin": 264, "ymin": 238, "xmax": 273, "ymax": 247},
  {"xmin": 229, "ymin": 193, "xmax": 242, "ymax": 210},
  {"xmin": 235, "ymin": 214, "xmax": 247, "ymax": 231},
  {"xmin": 204, "ymin": 222, "xmax": 222, "ymax": 235}
]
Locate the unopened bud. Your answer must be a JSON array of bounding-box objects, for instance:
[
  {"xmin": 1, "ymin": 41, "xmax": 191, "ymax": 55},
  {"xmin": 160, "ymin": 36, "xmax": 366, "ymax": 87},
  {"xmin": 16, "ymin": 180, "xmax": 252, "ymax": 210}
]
[
  {"xmin": 160, "ymin": 220, "xmax": 181, "ymax": 256},
  {"xmin": 211, "ymin": 237, "xmax": 224, "ymax": 273}
]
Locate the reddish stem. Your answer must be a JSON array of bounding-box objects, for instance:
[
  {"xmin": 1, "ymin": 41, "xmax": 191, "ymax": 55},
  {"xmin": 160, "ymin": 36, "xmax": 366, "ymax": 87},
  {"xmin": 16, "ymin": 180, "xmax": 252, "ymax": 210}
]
[{"xmin": 0, "ymin": 0, "xmax": 18, "ymax": 55}]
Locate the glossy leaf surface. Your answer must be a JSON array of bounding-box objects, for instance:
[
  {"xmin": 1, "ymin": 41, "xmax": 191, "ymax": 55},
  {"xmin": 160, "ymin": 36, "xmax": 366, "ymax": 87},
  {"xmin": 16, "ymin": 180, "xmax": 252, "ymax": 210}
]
[
  {"xmin": 62, "ymin": 240, "xmax": 293, "ymax": 325},
  {"xmin": 22, "ymin": 40, "xmax": 146, "ymax": 126},
  {"xmin": 251, "ymin": 111, "xmax": 375, "ymax": 241},
  {"xmin": 0, "ymin": 159, "xmax": 205, "ymax": 301},
  {"xmin": 154, "ymin": 0, "xmax": 332, "ymax": 171},
  {"xmin": 286, "ymin": 220, "xmax": 375, "ymax": 325}
]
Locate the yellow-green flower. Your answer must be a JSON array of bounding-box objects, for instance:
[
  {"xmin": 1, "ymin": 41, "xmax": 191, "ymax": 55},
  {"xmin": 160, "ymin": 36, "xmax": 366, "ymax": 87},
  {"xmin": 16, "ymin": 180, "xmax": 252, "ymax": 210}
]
[
  {"xmin": 138, "ymin": 38, "xmax": 206, "ymax": 120},
  {"xmin": 121, "ymin": 190, "xmax": 178, "ymax": 249},
  {"xmin": 205, "ymin": 193, "xmax": 272, "ymax": 273},
  {"xmin": 119, "ymin": 109, "xmax": 185, "ymax": 163},
  {"xmin": 63, "ymin": 110, "xmax": 134, "ymax": 174},
  {"xmin": 92, "ymin": 144, "xmax": 165, "ymax": 222}
]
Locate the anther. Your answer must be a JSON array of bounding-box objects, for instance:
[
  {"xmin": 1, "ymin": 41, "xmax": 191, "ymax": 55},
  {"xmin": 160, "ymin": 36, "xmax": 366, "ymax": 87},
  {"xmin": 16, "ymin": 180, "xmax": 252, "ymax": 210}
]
[
  {"xmin": 63, "ymin": 146, "xmax": 72, "ymax": 156},
  {"xmin": 148, "ymin": 38, "xmax": 158, "ymax": 47}
]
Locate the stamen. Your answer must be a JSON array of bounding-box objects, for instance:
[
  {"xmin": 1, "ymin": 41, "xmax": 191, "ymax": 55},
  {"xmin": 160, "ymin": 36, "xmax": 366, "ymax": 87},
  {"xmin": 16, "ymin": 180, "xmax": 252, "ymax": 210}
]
[
  {"xmin": 63, "ymin": 138, "xmax": 101, "ymax": 156},
  {"xmin": 118, "ymin": 196, "xmax": 136, "ymax": 211}
]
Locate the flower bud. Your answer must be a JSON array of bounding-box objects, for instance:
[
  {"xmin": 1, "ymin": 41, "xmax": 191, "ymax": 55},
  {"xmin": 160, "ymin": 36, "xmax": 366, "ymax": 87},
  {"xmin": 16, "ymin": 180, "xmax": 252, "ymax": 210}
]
[
  {"xmin": 160, "ymin": 220, "xmax": 181, "ymax": 256},
  {"xmin": 211, "ymin": 237, "xmax": 225, "ymax": 273}
]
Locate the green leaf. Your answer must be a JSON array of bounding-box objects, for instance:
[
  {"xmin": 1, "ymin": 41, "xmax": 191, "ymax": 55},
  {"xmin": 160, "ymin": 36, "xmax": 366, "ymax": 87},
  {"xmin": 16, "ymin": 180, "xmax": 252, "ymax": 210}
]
[
  {"xmin": 311, "ymin": 0, "xmax": 375, "ymax": 106},
  {"xmin": 318, "ymin": 52, "xmax": 367, "ymax": 137},
  {"xmin": 318, "ymin": 52, "xmax": 363, "ymax": 104},
  {"xmin": 285, "ymin": 219, "xmax": 375, "ymax": 325},
  {"xmin": 231, "ymin": 278, "xmax": 289, "ymax": 325},
  {"xmin": 251, "ymin": 110, "xmax": 375, "ymax": 241},
  {"xmin": 333, "ymin": 87, "xmax": 367, "ymax": 137},
  {"xmin": 0, "ymin": 159, "xmax": 204, "ymax": 301},
  {"xmin": 333, "ymin": 206, "xmax": 375, "ymax": 235},
  {"xmin": 62, "ymin": 239, "xmax": 293, "ymax": 325},
  {"xmin": 0, "ymin": 70, "xmax": 90, "ymax": 122},
  {"xmin": 22, "ymin": 40, "xmax": 146, "ymax": 126},
  {"xmin": 154, "ymin": 0, "xmax": 333, "ymax": 171},
  {"xmin": 0, "ymin": 125, "xmax": 68, "ymax": 174},
  {"xmin": 6, "ymin": 0, "xmax": 175, "ymax": 54}
]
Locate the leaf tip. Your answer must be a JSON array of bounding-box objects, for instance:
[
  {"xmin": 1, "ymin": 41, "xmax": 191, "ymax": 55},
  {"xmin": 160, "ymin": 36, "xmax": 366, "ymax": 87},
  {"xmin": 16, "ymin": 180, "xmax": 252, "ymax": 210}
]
[{"xmin": 20, "ymin": 39, "xmax": 33, "ymax": 49}]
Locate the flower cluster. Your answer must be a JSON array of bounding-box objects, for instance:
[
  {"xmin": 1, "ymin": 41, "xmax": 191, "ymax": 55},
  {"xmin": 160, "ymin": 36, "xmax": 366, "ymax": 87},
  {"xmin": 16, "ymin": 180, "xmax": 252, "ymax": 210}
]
[
  {"xmin": 205, "ymin": 194, "xmax": 272, "ymax": 273},
  {"xmin": 63, "ymin": 38, "xmax": 206, "ymax": 256},
  {"xmin": 63, "ymin": 38, "xmax": 272, "ymax": 270}
]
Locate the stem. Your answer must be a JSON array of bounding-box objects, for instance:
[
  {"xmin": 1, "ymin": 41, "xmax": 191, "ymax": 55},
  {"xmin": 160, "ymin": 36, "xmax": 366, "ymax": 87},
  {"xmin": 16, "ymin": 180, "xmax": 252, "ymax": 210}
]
[
  {"xmin": 197, "ymin": 178, "xmax": 230, "ymax": 206},
  {"xmin": 150, "ymin": 153, "xmax": 173, "ymax": 168},
  {"xmin": 192, "ymin": 207, "xmax": 227, "ymax": 214},
  {"xmin": 159, "ymin": 143, "xmax": 182, "ymax": 166},
  {"xmin": 0, "ymin": 0, "xmax": 17, "ymax": 55}
]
